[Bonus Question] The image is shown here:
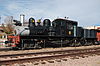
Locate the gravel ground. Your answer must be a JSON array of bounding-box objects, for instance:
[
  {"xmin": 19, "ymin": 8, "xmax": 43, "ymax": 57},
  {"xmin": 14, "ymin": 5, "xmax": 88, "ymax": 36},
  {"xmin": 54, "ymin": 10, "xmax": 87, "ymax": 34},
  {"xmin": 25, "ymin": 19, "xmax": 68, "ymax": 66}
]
[
  {"xmin": 12, "ymin": 55, "xmax": 100, "ymax": 66},
  {"xmin": 1, "ymin": 45, "xmax": 100, "ymax": 66},
  {"xmin": 0, "ymin": 45, "xmax": 100, "ymax": 55}
]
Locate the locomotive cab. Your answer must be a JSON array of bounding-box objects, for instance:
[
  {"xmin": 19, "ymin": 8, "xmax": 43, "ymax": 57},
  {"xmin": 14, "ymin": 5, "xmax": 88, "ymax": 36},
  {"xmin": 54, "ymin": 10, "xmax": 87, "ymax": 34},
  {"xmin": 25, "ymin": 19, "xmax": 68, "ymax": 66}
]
[{"xmin": 52, "ymin": 18, "xmax": 77, "ymax": 37}]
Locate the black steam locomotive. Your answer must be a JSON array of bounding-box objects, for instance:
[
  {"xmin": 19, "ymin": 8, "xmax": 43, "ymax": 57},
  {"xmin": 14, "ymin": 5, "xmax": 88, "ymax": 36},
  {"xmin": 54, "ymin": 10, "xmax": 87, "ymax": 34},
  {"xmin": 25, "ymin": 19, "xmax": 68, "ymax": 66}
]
[{"xmin": 7, "ymin": 17, "xmax": 98, "ymax": 49}]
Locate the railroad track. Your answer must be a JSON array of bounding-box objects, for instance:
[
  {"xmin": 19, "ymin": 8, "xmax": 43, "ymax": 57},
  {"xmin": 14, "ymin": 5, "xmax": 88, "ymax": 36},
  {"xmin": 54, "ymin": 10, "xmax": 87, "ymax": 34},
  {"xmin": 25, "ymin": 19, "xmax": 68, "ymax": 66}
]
[{"xmin": 0, "ymin": 47, "xmax": 100, "ymax": 65}]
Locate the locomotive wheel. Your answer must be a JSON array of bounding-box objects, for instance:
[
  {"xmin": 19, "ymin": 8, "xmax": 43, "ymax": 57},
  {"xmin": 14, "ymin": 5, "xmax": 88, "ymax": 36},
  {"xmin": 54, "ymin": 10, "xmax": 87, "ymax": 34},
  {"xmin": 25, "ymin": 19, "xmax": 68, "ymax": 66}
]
[{"xmin": 33, "ymin": 43, "xmax": 42, "ymax": 48}]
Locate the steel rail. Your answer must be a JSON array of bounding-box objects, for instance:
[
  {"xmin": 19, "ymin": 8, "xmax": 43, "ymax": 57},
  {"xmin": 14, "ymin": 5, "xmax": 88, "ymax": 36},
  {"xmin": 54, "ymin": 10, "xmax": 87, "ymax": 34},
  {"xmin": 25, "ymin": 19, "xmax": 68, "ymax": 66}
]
[
  {"xmin": 0, "ymin": 48, "xmax": 100, "ymax": 65},
  {"xmin": 0, "ymin": 47, "xmax": 100, "ymax": 58}
]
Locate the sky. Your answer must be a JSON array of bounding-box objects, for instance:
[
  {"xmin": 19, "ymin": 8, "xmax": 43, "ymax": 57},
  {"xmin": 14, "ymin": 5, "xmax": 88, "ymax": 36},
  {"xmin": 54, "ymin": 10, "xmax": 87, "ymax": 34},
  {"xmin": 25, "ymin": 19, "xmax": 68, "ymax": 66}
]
[{"xmin": 0, "ymin": 0, "xmax": 100, "ymax": 26}]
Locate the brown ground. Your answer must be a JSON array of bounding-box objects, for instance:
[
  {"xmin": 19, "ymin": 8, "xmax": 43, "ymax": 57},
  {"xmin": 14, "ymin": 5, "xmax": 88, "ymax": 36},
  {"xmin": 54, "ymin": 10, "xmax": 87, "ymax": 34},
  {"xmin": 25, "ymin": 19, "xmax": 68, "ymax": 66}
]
[
  {"xmin": 0, "ymin": 45, "xmax": 100, "ymax": 55},
  {"xmin": 12, "ymin": 55, "xmax": 100, "ymax": 66}
]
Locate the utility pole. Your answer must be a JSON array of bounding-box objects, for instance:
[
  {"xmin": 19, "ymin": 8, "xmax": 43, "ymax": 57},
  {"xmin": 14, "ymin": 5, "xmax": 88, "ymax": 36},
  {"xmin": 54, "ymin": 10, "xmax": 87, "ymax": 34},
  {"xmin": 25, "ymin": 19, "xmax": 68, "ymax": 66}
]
[{"xmin": 0, "ymin": 16, "xmax": 1, "ymax": 24}]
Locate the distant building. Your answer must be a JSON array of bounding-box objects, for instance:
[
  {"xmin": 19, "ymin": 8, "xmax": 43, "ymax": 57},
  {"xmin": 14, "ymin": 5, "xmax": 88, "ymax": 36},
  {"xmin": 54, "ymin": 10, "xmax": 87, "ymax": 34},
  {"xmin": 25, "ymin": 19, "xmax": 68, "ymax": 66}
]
[
  {"xmin": 23, "ymin": 22, "xmax": 28, "ymax": 26},
  {"xmin": 0, "ymin": 25, "xmax": 7, "ymax": 47},
  {"xmin": 0, "ymin": 26, "xmax": 7, "ymax": 38},
  {"xmin": 84, "ymin": 26, "xmax": 100, "ymax": 30}
]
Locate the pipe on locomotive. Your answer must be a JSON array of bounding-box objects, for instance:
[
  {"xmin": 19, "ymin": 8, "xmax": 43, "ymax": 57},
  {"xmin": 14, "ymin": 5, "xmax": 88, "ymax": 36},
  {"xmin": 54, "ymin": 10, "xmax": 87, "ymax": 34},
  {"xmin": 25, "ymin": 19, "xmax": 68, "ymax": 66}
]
[
  {"xmin": 20, "ymin": 14, "xmax": 25, "ymax": 26},
  {"xmin": 28, "ymin": 17, "xmax": 51, "ymax": 27},
  {"xmin": 14, "ymin": 16, "xmax": 52, "ymax": 36}
]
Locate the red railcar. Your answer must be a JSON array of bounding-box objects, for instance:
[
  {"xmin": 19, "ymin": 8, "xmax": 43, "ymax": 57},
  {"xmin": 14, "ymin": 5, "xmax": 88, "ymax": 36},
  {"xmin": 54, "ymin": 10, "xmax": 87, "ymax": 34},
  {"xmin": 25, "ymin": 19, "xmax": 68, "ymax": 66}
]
[{"xmin": 96, "ymin": 30, "xmax": 100, "ymax": 41}]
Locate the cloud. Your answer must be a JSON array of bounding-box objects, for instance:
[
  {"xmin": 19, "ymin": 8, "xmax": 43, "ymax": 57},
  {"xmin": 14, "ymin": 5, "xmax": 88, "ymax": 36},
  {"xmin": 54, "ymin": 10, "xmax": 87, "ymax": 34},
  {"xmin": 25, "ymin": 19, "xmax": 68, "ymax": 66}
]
[
  {"xmin": 7, "ymin": 3, "xmax": 20, "ymax": 10},
  {"xmin": 0, "ymin": 0, "xmax": 100, "ymax": 26}
]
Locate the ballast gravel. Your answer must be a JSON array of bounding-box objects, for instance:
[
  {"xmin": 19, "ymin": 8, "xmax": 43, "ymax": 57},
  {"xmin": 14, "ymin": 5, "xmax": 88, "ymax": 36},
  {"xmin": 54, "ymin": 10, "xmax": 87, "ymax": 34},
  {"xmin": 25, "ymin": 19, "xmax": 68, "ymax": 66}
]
[{"xmin": 12, "ymin": 55, "xmax": 100, "ymax": 66}]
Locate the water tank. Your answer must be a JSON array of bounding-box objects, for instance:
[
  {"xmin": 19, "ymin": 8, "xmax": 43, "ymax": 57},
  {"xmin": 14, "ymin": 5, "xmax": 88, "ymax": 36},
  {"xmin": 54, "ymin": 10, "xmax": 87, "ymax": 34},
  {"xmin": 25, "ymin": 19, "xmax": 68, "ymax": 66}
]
[
  {"xmin": 43, "ymin": 19, "xmax": 51, "ymax": 27},
  {"xmin": 29, "ymin": 17, "xmax": 35, "ymax": 27}
]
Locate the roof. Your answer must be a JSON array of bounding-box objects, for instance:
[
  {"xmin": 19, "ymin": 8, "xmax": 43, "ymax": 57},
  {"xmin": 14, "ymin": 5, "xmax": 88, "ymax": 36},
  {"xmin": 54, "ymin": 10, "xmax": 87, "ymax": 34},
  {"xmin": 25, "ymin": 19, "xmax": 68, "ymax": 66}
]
[{"xmin": 52, "ymin": 18, "xmax": 78, "ymax": 25}]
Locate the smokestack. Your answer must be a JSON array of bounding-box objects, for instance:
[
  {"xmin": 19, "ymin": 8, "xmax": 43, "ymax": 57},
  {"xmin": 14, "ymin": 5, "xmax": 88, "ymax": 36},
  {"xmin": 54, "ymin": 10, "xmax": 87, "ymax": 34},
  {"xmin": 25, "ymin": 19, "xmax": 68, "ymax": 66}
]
[{"xmin": 20, "ymin": 14, "xmax": 25, "ymax": 26}]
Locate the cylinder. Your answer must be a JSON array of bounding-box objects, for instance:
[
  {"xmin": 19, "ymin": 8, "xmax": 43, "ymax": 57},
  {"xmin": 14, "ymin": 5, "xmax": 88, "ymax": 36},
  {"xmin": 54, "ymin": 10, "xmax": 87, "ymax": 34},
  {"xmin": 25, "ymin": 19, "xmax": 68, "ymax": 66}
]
[
  {"xmin": 43, "ymin": 19, "xmax": 51, "ymax": 27},
  {"xmin": 20, "ymin": 14, "xmax": 25, "ymax": 26}
]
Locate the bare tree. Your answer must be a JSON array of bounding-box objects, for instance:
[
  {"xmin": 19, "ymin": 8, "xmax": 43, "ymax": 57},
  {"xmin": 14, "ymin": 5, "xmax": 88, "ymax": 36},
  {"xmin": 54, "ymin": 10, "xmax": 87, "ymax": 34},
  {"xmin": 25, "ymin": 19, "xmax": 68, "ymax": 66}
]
[{"xmin": 1, "ymin": 16, "xmax": 14, "ymax": 35}]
